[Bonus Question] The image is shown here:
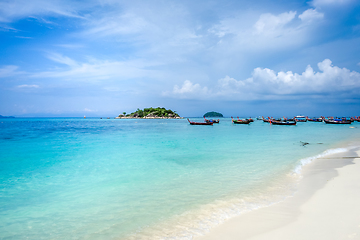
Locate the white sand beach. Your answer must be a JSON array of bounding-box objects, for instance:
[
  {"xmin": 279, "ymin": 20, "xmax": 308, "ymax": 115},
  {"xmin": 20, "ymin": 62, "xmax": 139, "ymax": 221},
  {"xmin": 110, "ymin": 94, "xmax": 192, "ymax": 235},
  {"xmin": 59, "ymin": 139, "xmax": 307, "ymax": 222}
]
[{"xmin": 196, "ymin": 146, "xmax": 360, "ymax": 240}]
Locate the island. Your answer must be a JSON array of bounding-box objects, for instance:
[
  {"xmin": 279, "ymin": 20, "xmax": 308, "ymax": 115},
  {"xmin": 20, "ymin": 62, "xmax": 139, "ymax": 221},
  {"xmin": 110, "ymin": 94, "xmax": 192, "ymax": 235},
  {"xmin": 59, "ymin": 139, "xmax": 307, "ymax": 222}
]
[
  {"xmin": 203, "ymin": 111, "xmax": 223, "ymax": 118},
  {"xmin": 0, "ymin": 115, "xmax": 15, "ymax": 118},
  {"xmin": 116, "ymin": 107, "xmax": 181, "ymax": 119}
]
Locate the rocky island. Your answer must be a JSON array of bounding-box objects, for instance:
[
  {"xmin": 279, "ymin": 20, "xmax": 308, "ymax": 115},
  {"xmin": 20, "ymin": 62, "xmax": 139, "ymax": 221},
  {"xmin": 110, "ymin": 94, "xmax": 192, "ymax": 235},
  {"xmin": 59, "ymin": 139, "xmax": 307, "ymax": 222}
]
[{"xmin": 116, "ymin": 107, "xmax": 181, "ymax": 119}]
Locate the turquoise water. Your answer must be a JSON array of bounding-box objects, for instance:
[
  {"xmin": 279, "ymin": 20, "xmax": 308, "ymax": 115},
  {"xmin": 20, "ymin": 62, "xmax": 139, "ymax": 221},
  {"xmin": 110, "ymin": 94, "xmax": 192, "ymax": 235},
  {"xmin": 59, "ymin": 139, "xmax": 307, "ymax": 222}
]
[{"xmin": 0, "ymin": 118, "xmax": 359, "ymax": 239}]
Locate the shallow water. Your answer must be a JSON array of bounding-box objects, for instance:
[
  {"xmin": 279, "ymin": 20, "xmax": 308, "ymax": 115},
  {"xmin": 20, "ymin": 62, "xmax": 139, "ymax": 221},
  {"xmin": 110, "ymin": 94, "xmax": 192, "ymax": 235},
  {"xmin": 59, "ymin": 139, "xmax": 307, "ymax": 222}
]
[{"xmin": 0, "ymin": 118, "xmax": 359, "ymax": 239}]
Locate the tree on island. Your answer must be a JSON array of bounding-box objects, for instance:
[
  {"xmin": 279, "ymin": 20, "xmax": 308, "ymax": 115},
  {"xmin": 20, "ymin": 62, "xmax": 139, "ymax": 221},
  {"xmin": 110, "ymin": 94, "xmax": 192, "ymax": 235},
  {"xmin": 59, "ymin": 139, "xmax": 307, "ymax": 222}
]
[
  {"xmin": 118, "ymin": 107, "xmax": 180, "ymax": 118},
  {"xmin": 203, "ymin": 111, "xmax": 223, "ymax": 118}
]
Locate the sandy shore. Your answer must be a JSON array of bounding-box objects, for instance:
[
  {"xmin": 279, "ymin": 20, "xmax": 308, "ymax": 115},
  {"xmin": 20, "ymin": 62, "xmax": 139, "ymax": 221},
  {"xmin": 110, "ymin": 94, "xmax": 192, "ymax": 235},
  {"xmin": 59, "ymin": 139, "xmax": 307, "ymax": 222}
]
[{"xmin": 196, "ymin": 146, "xmax": 360, "ymax": 240}]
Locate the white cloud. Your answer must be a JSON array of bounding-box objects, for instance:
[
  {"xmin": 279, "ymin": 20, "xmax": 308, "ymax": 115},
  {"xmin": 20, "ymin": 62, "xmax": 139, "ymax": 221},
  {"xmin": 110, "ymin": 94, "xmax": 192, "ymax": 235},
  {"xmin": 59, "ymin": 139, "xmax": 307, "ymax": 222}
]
[
  {"xmin": 15, "ymin": 36, "xmax": 33, "ymax": 39},
  {"xmin": 32, "ymin": 54, "xmax": 162, "ymax": 81},
  {"xmin": 208, "ymin": 8, "xmax": 326, "ymax": 54},
  {"xmin": 0, "ymin": 0, "xmax": 84, "ymax": 22},
  {"xmin": 254, "ymin": 11, "xmax": 296, "ymax": 34},
  {"xmin": 46, "ymin": 53, "xmax": 79, "ymax": 67},
  {"xmin": 53, "ymin": 44, "xmax": 84, "ymax": 49},
  {"xmin": 0, "ymin": 65, "xmax": 22, "ymax": 78},
  {"xmin": 0, "ymin": 26, "xmax": 18, "ymax": 32},
  {"xmin": 17, "ymin": 84, "xmax": 40, "ymax": 88},
  {"xmin": 166, "ymin": 80, "xmax": 209, "ymax": 99},
  {"xmin": 85, "ymin": 12, "xmax": 150, "ymax": 37},
  {"xmin": 166, "ymin": 59, "xmax": 360, "ymax": 100},
  {"xmin": 299, "ymin": 9, "xmax": 324, "ymax": 23}
]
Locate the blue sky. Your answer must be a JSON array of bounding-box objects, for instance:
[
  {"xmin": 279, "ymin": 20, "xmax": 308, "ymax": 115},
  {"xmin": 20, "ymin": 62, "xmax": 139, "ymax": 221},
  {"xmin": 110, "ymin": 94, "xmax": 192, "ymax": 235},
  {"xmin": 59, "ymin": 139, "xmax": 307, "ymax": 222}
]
[{"xmin": 1, "ymin": 0, "xmax": 360, "ymax": 117}]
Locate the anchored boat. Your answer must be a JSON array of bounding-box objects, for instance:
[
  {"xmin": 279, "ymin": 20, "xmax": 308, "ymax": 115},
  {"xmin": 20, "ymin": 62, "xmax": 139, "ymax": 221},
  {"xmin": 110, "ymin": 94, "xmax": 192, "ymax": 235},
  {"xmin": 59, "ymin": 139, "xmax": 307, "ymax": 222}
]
[
  {"xmin": 204, "ymin": 117, "xmax": 220, "ymax": 123},
  {"xmin": 187, "ymin": 118, "xmax": 213, "ymax": 125},
  {"xmin": 324, "ymin": 119, "xmax": 351, "ymax": 124},
  {"xmin": 232, "ymin": 117, "xmax": 251, "ymax": 124}
]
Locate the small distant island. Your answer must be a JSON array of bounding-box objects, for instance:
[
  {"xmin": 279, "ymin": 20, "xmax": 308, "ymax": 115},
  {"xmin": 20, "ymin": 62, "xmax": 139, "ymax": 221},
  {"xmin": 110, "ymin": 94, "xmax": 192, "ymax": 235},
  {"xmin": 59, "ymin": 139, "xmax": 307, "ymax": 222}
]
[
  {"xmin": 203, "ymin": 111, "xmax": 223, "ymax": 118},
  {"xmin": 0, "ymin": 115, "xmax": 15, "ymax": 118},
  {"xmin": 116, "ymin": 107, "xmax": 181, "ymax": 119}
]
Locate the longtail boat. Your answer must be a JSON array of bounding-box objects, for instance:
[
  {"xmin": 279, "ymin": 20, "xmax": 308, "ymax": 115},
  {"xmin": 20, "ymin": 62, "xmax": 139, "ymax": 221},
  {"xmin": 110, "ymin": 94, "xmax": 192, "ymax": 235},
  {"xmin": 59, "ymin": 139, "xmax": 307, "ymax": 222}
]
[
  {"xmin": 294, "ymin": 116, "xmax": 307, "ymax": 122},
  {"xmin": 187, "ymin": 118, "xmax": 213, "ymax": 125},
  {"xmin": 283, "ymin": 116, "xmax": 295, "ymax": 121},
  {"xmin": 232, "ymin": 117, "xmax": 250, "ymax": 124},
  {"xmin": 270, "ymin": 119, "xmax": 296, "ymax": 125},
  {"xmin": 262, "ymin": 116, "xmax": 271, "ymax": 123},
  {"xmin": 324, "ymin": 119, "xmax": 351, "ymax": 124},
  {"xmin": 306, "ymin": 116, "xmax": 323, "ymax": 122},
  {"xmin": 204, "ymin": 117, "xmax": 219, "ymax": 123}
]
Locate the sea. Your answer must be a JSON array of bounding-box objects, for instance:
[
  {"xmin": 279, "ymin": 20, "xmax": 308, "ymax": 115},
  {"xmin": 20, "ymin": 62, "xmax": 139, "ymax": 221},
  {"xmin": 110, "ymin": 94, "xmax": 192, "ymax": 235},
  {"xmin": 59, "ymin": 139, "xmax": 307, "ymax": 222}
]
[{"xmin": 0, "ymin": 117, "xmax": 359, "ymax": 239}]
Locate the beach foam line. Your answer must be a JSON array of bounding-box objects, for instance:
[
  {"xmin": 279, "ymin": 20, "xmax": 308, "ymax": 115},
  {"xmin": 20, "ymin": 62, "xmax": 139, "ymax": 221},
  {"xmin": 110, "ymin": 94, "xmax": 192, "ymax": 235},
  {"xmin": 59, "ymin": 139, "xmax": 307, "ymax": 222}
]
[{"xmin": 292, "ymin": 147, "xmax": 350, "ymax": 175}]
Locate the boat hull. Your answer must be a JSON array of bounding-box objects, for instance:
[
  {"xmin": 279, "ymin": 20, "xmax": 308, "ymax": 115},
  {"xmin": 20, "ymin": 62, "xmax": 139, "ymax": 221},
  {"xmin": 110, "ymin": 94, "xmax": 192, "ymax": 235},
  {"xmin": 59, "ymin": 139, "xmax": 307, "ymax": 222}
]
[{"xmin": 232, "ymin": 120, "xmax": 250, "ymax": 124}]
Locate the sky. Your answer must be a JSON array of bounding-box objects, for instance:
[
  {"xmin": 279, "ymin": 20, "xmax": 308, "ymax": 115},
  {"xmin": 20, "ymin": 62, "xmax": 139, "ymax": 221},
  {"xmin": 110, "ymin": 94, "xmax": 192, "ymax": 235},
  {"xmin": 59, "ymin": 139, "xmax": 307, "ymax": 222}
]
[{"xmin": 0, "ymin": 0, "xmax": 360, "ymax": 117}]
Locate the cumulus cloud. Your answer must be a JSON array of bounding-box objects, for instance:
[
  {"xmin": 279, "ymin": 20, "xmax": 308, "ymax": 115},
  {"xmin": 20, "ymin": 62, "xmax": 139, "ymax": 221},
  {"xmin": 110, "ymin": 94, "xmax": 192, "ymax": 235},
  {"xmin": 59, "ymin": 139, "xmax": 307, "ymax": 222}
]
[
  {"xmin": 165, "ymin": 80, "xmax": 209, "ymax": 99},
  {"xmin": 167, "ymin": 59, "xmax": 360, "ymax": 100}
]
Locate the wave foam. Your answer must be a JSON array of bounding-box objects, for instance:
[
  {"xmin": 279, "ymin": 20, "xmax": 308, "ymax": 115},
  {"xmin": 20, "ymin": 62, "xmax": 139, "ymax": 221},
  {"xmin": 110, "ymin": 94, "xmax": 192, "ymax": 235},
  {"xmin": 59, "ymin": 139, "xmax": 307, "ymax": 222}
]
[{"xmin": 293, "ymin": 147, "xmax": 349, "ymax": 175}]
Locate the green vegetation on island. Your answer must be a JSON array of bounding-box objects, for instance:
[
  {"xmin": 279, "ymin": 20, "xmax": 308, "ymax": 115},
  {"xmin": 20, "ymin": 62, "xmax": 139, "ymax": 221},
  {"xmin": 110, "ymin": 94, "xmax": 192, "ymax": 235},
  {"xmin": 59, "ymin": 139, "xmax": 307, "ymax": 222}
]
[
  {"xmin": 203, "ymin": 111, "xmax": 223, "ymax": 118},
  {"xmin": 0, "ymin": 115, "xmax": 15, "ymax": 118},
  {"xmin": 117, "ymin": 107, "xmax": 180, "ymax": 119}
]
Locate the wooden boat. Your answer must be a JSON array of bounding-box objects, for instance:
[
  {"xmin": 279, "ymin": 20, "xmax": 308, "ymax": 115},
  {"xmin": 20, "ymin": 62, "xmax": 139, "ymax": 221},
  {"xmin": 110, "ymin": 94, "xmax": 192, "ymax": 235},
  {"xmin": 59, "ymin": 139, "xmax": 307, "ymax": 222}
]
[
  {"xmin": 232, "ymin": 117, "xmax": 250, "ymax": 124},
  {"xmin": 270, "ymin": 119, "xmax": 296, "ymax": 125},
  {"xmin": 246, "ymin": 117, "xmax": 254, "ymax": 122},
  {"xmin": 188, "ymin": 118, "xmax": 213, "ymax": 125},
  {"xmin": 262, "ymin": 116, "xmax": 271, "ymax": 123},
  {"xmin": 324, "ymin": 119, "xmax": 351, "ymax": 124},
  {"xmin": 204, "ymin": 117, "xmax": 219, "ymax": 123},
  {"xmin": 306, "ymin": 117, "xmax": 323, "ymax": 122},
  {"xmin": 294, "ymin": 116, "xmax": 307, "ymax": 122},
  {"xmin": 283, "ymin": 116, "xmax": 295, "ymax": 121}
]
